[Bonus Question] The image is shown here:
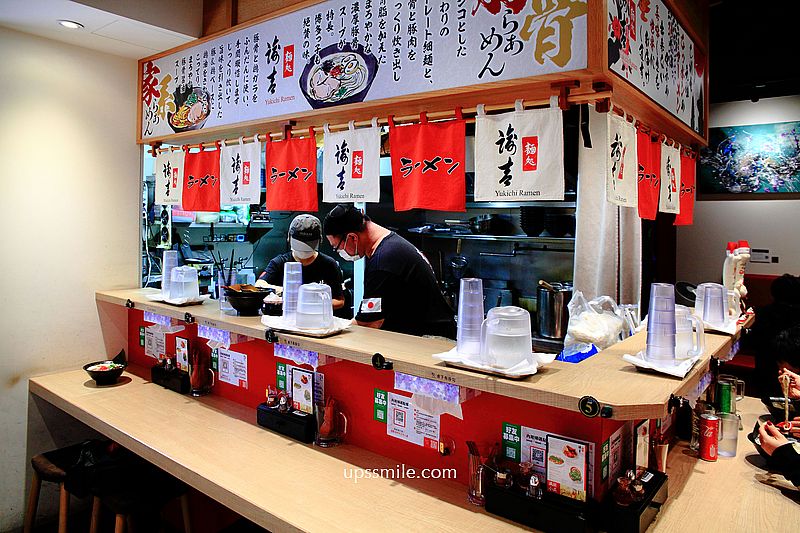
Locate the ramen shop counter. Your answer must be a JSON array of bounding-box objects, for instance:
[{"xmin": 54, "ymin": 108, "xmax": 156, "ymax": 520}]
[
  {"xmin": 97, "ymin": 288, "xmax": 748, "ymax": 420},
  {"xmin": 29, "ymin": 366, "xmax": 524, "ymax": 533}
]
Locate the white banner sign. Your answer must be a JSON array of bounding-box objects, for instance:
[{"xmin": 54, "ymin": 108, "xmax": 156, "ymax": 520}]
[
  {"xmin": 607, "ymin": 0, "xmax": 704, "ymax": 134},
  {"xmin": 322, "ymin": 120, "xmax": 381, "ymax": 203},
  {"xmin": 220, "ymin": 136, "xmax": 262, "ymax": 204},
  {"xmin": 659, "ymin": 142, "xmax": 681, "ymax": 213},
  {"xmin": 154, "ymin": 149, "xmax": 185, "ymax": 205},
  {"xmin": 474, "ymin": 101, "xmax": 565, "ymax": 201},
  {"xmin": 605, "ymin": 113, "xmax": 637, "ymax": 207},
  {"xmin": 140, "ymin": 0, "xmax": 588, "ymax": 139}
]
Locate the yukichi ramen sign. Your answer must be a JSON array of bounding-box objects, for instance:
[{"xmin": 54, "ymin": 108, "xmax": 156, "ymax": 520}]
[{"xmin": 140, "ymin": 0, "xmax": 588, "ymax": 140}]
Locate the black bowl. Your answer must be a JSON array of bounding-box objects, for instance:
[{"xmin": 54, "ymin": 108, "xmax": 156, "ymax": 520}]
[
  {"xmin": 224, "ymin": 289, "xmax": 270, "ymax": 316},
  {"xmin": 83, "ymin": 360, "xmax": 126, "ymax": 386}
]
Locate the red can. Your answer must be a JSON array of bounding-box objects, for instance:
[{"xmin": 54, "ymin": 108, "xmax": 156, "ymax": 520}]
[{"xmin": 699, "ymin": 413, "xmax": 719, "ymax": 462}]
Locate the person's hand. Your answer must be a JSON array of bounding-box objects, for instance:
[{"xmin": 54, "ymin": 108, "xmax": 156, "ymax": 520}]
[
  {"xmin": 758, "ymin": 421, "xmax": 789, "ymax": 456},
  {"xmin": 778, "ymin": 368, "xmax": 800, "ymax": 399},
  {"xmin": 788, "ymin": 418, "xmax": 800, "ymax": 439}
]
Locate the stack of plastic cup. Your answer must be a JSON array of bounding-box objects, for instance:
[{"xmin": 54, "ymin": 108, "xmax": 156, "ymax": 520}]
[
  {"xmin": 644, "ymin": 283, "xmax": 677, "ymax": 365},
  {"xmin": 161, "ymin": 250, "xmax": 178, "ymax": 299},
  {"xmin": 282, "ymin": 262, "xmax": 303, "ymax": 325},
  {"xmin": 456, "ymin": 278, "xmax": 484, "ymax": 361}
]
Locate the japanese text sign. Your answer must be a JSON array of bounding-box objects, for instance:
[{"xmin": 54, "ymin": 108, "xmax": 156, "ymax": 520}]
[
  {"xmin": 659, "ymin": 142, "xmax": 681, "ymax": 214},
  {"xmin": 605, "ymin": 113, "xmax": 638, "ymax": 207},
  {"xmin": 182, "ymin": 148, "xmax": 221, "ymax": 212},
  {"xmin": 390, "ymin": 116, "xmax": 466, "ymax": 212},
  {"xmin": 220, "ymin": 136, "xmax": 262, "ymax": 205},
  {"xmin": 674, "ymin": 152, "xmax": 696, "ymax": 226},
  {"xmin": 323, "ymin": 120, "xmax": 381, "ymax": 203},
  {"xmin": 636, "ymin": 129, "xmax": 660, "ymax": 220},
  {"xmin": 265, "ymin": 133, "xmax": 318, "ymax": 211},
  {"xmin": 154, "ymin": 149, "xmax": 185, "ymax": 206}
]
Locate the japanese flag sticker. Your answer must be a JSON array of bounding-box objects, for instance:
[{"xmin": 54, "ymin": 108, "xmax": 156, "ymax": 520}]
[{"xmin": 360, "ymin": 298, "xmax": 382, "ymax": 314}]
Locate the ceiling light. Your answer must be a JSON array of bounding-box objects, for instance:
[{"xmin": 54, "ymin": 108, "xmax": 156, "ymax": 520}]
[{"xmin": 57, "ymin": 20, "xmax": 84, "ymax": 29}]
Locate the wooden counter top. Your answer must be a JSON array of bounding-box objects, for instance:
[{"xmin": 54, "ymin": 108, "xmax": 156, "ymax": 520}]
[
  {"xmin": 30, "ymin": 367, "xmax": 525, "ymax": 533},
  {"xmin": 97, "ymin": 289, "xmax": 747, "ymax": 420},
  {"xmin": 653, "ymin": 397, "xmax": 798, "ymax": 533},
  {"xmin": 30, "ymin": 372, "xmax": 796, "ymax": 532}
]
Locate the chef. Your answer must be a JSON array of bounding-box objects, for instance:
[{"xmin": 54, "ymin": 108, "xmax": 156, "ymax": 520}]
[
  {"xmin": 323, "ymin": 204, "xmax": 455, "ymax": 337},
  {"xmin": 259, "ymin": 214, "xmax": 345, "ymax": 310}
]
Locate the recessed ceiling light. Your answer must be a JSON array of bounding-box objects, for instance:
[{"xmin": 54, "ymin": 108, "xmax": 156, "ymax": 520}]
[{"xmin": 57, "ymin": 20, "xmax": 84, "ymax": 29}]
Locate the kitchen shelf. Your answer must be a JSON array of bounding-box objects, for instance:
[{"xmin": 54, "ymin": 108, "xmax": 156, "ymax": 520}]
[
  {"xmin": 96, "ymin": 288, "xmax": 750, "ymax": 420},
  {"xmin": 417, "ymin": 233, "xmax": 575, "ymax": 246}
]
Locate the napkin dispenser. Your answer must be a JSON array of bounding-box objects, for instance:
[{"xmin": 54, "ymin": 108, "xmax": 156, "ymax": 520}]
[
  {"xmin": 151, "ymin": 364, "xmax": 191, "ymax": 394},
  {"xmin": 604, "ymin": 470, "xmax": 668, "ymax": 533},
  {"xmin": 484, "ymin": 483, "xmax": 599, "ymax": 533}
]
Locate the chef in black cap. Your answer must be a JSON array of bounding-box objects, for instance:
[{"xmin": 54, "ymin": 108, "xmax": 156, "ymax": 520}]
[
  {"xmin": 259, "ymin": 214, "xmax": 345, "ymax": 310},
  {"xmin": 323, "ymin": 204, "xmax": 455, "ymax": 338}
]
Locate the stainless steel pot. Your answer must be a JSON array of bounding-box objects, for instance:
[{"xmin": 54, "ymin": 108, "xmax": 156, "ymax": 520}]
[{"xmin": 536, "ymin": 282, "xmax": 573, "ymax": 339}]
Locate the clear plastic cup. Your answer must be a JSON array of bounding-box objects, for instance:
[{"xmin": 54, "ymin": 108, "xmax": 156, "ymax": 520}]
[
  {"xmin": 480, "ymin": 306, "xmax": 532, "ymax": 369},
  {"xmin": 717, "ymin": 412, "xmax": 739, "ymax": 457},
  {"xmin": 457, "ymin": 278, "xmax": 484, "ymax": 360},
  {"xmin": 282, "ymin": 262, "xmax": 303, "ymax": 324},
  {"xmin": 162, "ymin": 250, "xmax": 178, "ymax": 298},
  {"xmin": 701, "ymin": 283, "xmax": 728, "ymax": 327},
  {"xmin": 645, "ymin": 283, "xmax": 676, "ymax": 364},
  {"xmin": 296, "ymin": 283, "xmax": 334, "ymax": 329}
]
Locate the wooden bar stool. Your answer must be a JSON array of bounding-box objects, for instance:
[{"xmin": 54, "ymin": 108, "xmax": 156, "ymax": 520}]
[{"xmin": 23, "ymin": 443, "xmax": 85, "ymax": 533}]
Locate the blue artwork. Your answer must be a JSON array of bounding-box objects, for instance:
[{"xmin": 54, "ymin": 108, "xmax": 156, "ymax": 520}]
[{"xmin": 699, "ymin": 121, "xmax": 800, "ymax": 195}]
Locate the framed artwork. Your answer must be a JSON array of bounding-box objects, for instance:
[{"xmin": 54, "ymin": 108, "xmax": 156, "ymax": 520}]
[{"xmin": 698, "ymin": 121, "xmax": 800, "ymax": 199}]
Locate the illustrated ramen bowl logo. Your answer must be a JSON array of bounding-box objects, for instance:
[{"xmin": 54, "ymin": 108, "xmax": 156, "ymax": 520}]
[
  {"xmin": 299, "ymin": 43, "xmax": 378, "ymax": 109},
  {"xmin": 168, "ymin": 86, "xmax": 212, "ymax": 133}
]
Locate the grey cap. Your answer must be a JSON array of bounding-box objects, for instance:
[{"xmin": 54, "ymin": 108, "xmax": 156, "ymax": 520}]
[{"xmin": 288, "ymin": 214, "xmax": 322, "ymax": 252}]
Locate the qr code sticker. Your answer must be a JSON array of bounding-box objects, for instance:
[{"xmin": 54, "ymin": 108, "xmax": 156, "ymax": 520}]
[{"xmin": 531, "ymin": 447, "xmax": 545, "ymax": 464}]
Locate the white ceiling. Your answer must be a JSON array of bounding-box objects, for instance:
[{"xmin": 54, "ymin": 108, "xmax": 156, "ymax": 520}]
[{"xmin": 0, "ymin": 0, "xmax": 195, "ymax": 59}]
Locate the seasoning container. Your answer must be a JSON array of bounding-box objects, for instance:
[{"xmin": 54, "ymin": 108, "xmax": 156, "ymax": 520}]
[
  {"xmin": 527, "ymin": 473, "xmax": 543, "ymax": 499},
  {"xmin": 494, "ymin": 469, "xmax": 513, "ymax": 489}
]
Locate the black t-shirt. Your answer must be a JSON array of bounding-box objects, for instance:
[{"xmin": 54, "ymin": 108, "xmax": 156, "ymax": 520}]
[
  {"xmin": 259, "ymin": 252, "xmax": 344, "ymax": 299},
  {"xmin": 357, "ymin": 232, "xmax": 455, "ymax": 338}
]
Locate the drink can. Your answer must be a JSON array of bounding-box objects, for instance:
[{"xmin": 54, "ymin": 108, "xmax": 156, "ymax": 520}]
[
  {"xmin": 699, "ymin": 413, "xmax": 719, "ymax": 461},
  {"xmin": 690, "ymin": 402, "xmax": 714, "ymax": 451},
  {"xmin": 716, "ymin": 381, "xmax": 735, "ymax": 414}
]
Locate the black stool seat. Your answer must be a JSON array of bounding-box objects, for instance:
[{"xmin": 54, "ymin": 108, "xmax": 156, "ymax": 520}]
[{"xmin": 31, "ymin": 443, "xmax": 85, "ymax": 483}]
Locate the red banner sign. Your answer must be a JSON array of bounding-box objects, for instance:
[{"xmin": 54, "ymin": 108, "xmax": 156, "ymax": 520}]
[
  {"xmin": 389, "ymin": 117, "xmax": 466, "ymax": 212},
  {"xmin": 265, "ymin": 135, "xmax": 318, "ymax": 211},
  {"xmin": 674, "ymin": 153, "xmax": 696, "ymax": 226},
  {"xmin": 636, "ymin": 129, "xmax": 660, "ymax": 220},
  {"xmin": 182, "ymin": 149, "xmax": 221, "ymax": 212},
  {"xmin": 283, "ymin": 45, "xmax": 295, "ymax": 78}
]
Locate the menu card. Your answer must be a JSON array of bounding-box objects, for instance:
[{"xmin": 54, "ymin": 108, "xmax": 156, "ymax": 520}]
[
  {"xmin": 546, "ymin": 435, "xmax": 588, "ymax": 502},
  {"xmin": 290, "ymin": 368, "xmax": 315, "ymax": 415}
]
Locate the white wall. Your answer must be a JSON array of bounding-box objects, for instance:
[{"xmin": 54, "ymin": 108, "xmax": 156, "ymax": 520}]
[
  {"xmin": 676, "ymin": 96, "xmax": 800, "ymax": 284},
  {"xmin": 0, "ymin": 27, "xmax": 139, "ymax": 530}
]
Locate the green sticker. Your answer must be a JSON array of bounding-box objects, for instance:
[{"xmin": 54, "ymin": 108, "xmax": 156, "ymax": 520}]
[
  {"xmin": 211, "ymin": 348, "xmax": 218, "ymax": 371},
  {"xmin": 139, "ymin": 326, "xmax": 145, "ymax": 347},
  {"xmin": 276, "ymin": 362, "xmax": 287, "ymax": 391},
  {"xmin": 502, "ymin": 422, "xmax": 522, "ymax": 462},
  {"xmin": 373, "ymin": 388, "xmax": 388, "ymax": 423},
  {"xmin": 601, "ymin": 439, "xmax": 610, "ymax": 481}
]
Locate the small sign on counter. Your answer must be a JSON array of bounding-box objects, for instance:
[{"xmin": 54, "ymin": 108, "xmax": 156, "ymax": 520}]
[
  {"xmin": 218, "ymin": 348, "xmax": 248, "ymax": 388},
  {"xmin": 387, "ymin": 392, "xmax": 440, "ymax": 450},
  {"xmin": 545, "ymin": 435, "xmax": 588, "ymax": 503},
  {"xmin": 374, "ymin": 388, "xmax": 388, "ymax": 423}
]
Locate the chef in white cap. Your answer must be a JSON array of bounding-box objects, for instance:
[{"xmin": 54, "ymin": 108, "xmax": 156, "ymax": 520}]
[{"xmin": 258, "ymin": 214, "xmax": 345, "ymax": 310}]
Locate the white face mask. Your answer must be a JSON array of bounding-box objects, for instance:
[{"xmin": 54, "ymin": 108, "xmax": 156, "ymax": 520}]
[
  {"xmin": 293, "ymin": 249, "xmax": 315, "ymax": 260},
  {"xmin": 337, "ymin": 235, "xmax": 363, "ymax": 262}
]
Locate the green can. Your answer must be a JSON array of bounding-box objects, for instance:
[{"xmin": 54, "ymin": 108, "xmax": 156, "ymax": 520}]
[{"xmin": 716, "ymin": 380, "xmax": 735, "ymax": 414}]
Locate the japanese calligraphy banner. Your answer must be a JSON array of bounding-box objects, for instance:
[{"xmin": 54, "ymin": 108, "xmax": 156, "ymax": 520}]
[
  {"xmin": 658, "ymin": 142, "xmax": 681, "ymax": 214},
  {"xmin": 140, "ymin": 0, "xmax": 588, "ymax": 140},
  {"xmin": 220, "ymin": 136, "xmax": 262, "ymax": 204},
  {"xmin": 605, "ymin": 113, "xmax": 637, "ymax": 207},
  {"xmin": 154, "ymin": 149, "xmax": 185, "ymax": 205},
  {"xmin": 265, "ymin": 135, "xmax": 318, "ymax": 211},
  {"xmin": 390, "ymin": 117, "xmax": 466, "ymax": 212},
  {"xmin": 636, "ymin": 129, "xmax": 659, "ymax": 220},
  {"xmin": 182, "ymin": 149, "xmax": 221, "ymax": 212},
  {"xmin": 674, "ymin": 153, "xmax": 696, "ymax": 226},
  {"xmin": 607, "ymin": 0, "xmax": 705, "ymax": 134},
  {"xmin": 322, "ymin": 120, "xmax": 381, "ymax": 203},
  {"xmin": 474, "ymin": 101, "xmax": 564, "ymax": 201}
]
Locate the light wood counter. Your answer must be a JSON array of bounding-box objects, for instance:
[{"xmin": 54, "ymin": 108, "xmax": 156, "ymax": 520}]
[
  {"xmin": 654, "ymin": 397, "xmax": 798, "ymax": 533},
  {"xmin": 29, "ymin": 367, "xmax": 526, "ymax": 533},
  {"xmin": 97, "ymin": 288, "xmax": 748, "ymax": 420},
  {"xmin": 30, "ymin": 371, "xmax": 796, "ymax": 532}
]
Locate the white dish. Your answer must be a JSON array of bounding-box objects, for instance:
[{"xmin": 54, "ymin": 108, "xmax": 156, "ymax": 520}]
[
  {"xmin": 261, "ymin": 315, "xmax": 352, "ymax": 337},
  {"xmin": 146, "ymin": 293, "xmax": 210, "ymax": 306}
]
